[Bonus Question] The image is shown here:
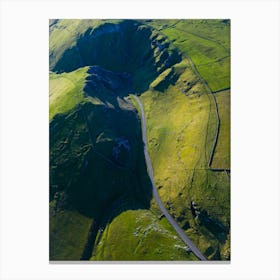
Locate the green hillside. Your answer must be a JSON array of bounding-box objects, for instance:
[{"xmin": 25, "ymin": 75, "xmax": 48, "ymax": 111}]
[
  {"xmin": 211, "ymin": 89, "xmax": 231, "ymax": 169},
  {"xmin": 49, "ymin": 67, "xmax": 89, "ymax": 120},
  {"xmin": 145, "ymin": 19, "xmax": 230, "ymax": 92},
  {"xmin": 49, "ymin": 19, "xmax": 230, "ymax": 261},
  {"xmin": 91, "ymin": 209, "xmax": 197, "ymax": 261}
]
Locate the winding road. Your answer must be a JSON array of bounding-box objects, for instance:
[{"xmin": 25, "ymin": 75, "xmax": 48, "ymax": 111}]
[{"xmin": 132, "ymin": 95, "xmax": 207, "ymax": 261}]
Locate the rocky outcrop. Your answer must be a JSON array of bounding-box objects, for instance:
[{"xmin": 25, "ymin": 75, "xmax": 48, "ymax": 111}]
[
  {"xmin": 84, "ymin": 66, "xmax": 132, "ymax": 97},
  {"xmin": 190, "ymin": 201, "xmax": 228, "ymax": 242}
]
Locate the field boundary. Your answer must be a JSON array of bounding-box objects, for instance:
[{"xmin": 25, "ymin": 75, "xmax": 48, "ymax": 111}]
[{"xmin": 182, "ymin": 54, "xmax": 221, "ymax": 169}]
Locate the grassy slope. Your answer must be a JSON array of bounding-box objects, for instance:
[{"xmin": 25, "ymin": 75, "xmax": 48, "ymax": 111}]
[
  {"xmin": 137, "ymin": 58, "xmax": 229, "ymax": 259},
  {"xmin": 49, "ymin": 19, "xmax": 126, "ymax": 69},
  {"xmin": 146, "ymin": 19, "xmax": 230, "ymax": 92},
  {"xmin": 211, "ymin": 90, "xmax": 231, "ymax": 169},
  {"xmin": 140, "ymin": 60, "xmax": 214, "ymax": 188},
  {"xmin": 174, "ymin": 20, "xmax": 230, "ymax": 52},
  {"xmin": 197, "ymin": 57, "xmax": 230, "ymax": 92},
  {"xmin": 49, "ymin": 67, "xmax": 89, "ymax": 120},
  {"xmin": 146, "ymin": 19, "xmax": 230, "ymax": 51},
  {"xmin": 49, "ymin": 105, "xmax": 93, "ymax": 260},
  {"xmin": 91, "ymin": 209, "xmax": 197, "ymax": 261},
  {"xmin": 49, "ymin": 63, "xmax": 156, "ymax": 260},
  {"xmin": 49, "ymin": 74, "xmax": 152, "ymax": 252},
  {"xmin": 49, "ymin": 19, "xmax": 104, "ymax": 70},
  {"xmin": 49, "ymin": 201, "xmax": 92, "ymax": 260}
]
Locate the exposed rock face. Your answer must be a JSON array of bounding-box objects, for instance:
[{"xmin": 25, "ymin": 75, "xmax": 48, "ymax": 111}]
[
  {"xmin": 150, "ymin": 67, "xmax": 179, "ymax": 92},
  {"xmin": 112, "ymin": 137, "xmax": 131, "ymax": 164},
  {"xmin": 190, "ymin": 200, "xmax": 228, "ymax": 242},
  {"xmin": 84, "ymin": 66, "xmax": 132, "ymax": 96}
]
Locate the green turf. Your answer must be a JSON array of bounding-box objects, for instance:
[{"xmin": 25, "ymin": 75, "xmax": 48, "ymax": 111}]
[
  {"xmin": 197, "ymin": 57, "xmax": 230, "ymax": 92},
  {"xmin": 49, "ymin": 66, "xmax": 89, "ymax": 120},
  {"xmin": 91, "ymin": 209, "xmax": 197, "ymax": 261},
  {"xmin": 211, "ymin": 90, "xmax": 231, "ymax": 169},
  {"xmin": 49, "ymin": 19, "xmax": 104, "ymax": 70},
  {"xmin": 134, "ymin": 59, "xmax": 229, "ymax": 259},
  {"xmin": 145, "ymin": 19, "xmax": 230, "ymax": 92},
  {"xmin": 143, "ymin": 19, "xmax": 230, "ymax": 52},
  {"xmin": 172, "ymin": 19, "xmax": 230, "ymax": 52},
  {"xmin": 49, "ymin": 201, "xmax": 92, "ymax": 260}
]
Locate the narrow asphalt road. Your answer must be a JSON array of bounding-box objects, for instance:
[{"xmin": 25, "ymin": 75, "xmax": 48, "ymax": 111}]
[{"xmin": 132, "ymin": 95, "xmax": 207, "ymax": 261}]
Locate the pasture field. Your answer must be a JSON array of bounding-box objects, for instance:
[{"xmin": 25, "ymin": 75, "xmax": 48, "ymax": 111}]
[
  {"xmin": 146, "ymin": 19, "xmax": 230, "ymax": 92},
  {"xmin": 211, "ymin": 90, "xmax": 231, "ymax": 169}
]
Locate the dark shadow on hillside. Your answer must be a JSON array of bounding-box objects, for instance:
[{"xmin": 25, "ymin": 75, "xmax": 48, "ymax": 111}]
[
  {"xmin": 50, "ymin": 102, "xmax": 153, "ymax": 260},
  {"xmin": 199, "ymin": 210, "xmax": 229, "ymax": 244},
  {"xmin": 49, "ymin": 66, "xmax": 154, "ymax": 259},
  {"xmin": 52, "ymin": 20, "xmax": 181, "ymax": 93},
  {"xmin": 78, "ymin": 136, "xmax": 153, "ymax": 260},
  {"xmin": 69, "ymin": 67, "xmax": 153, "ymax": 217},
  {"xmin": 72, "ymin": 97, "xmax": 153, "ymax": 260}
]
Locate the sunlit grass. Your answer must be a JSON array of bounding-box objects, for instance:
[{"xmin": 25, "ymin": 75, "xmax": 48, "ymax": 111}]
[
  {"xmin": 211, "ymin": 90, "xmax": 230, "ymax": 169},
  {"xmin": 91, "ymin": 209, "xmax": 197, "ymax": 260},
  {"xmin": 49, "ymin": 66, "xmax": 89, "ymax": 120}
]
